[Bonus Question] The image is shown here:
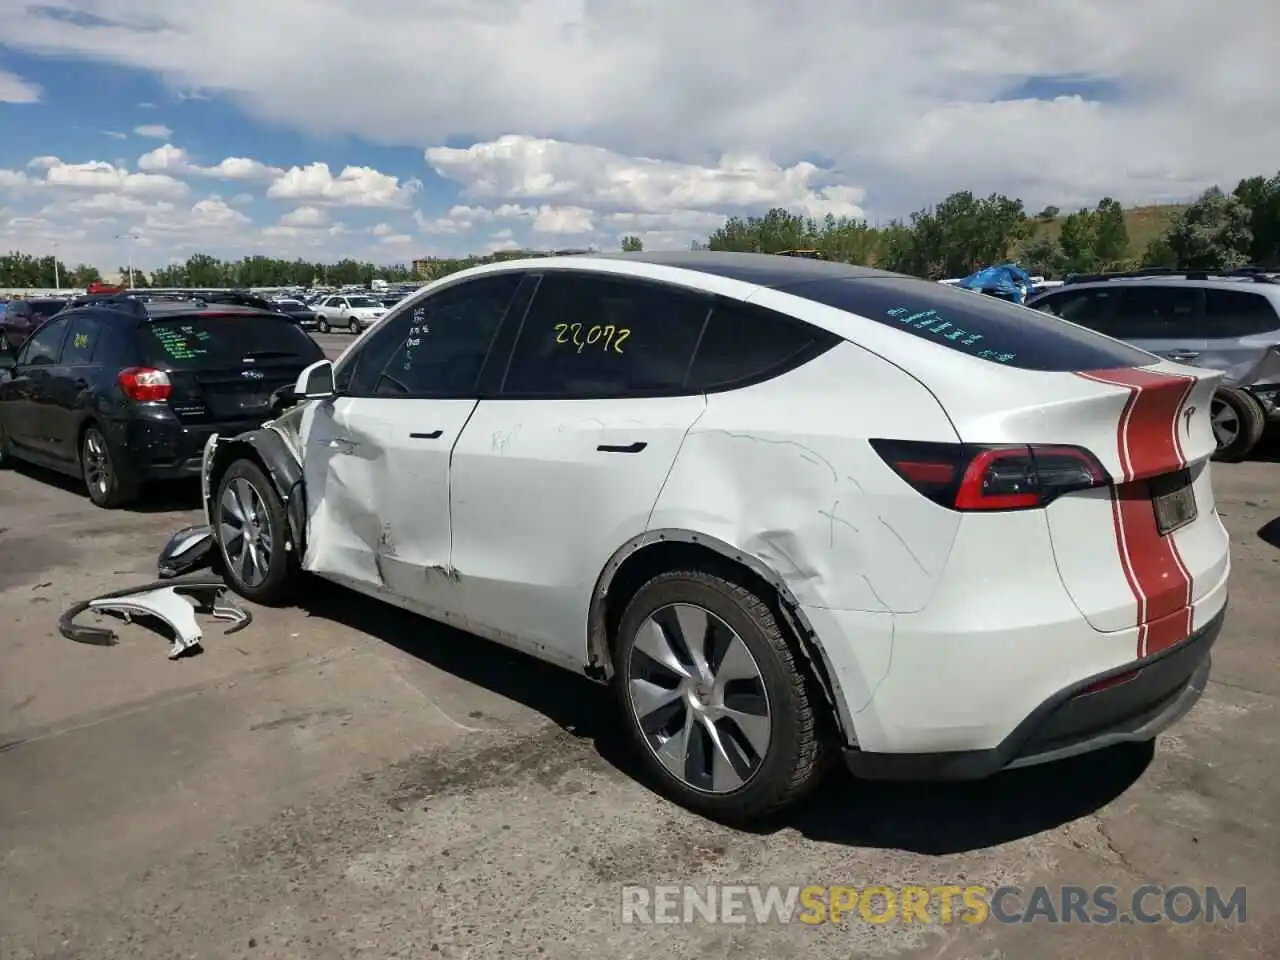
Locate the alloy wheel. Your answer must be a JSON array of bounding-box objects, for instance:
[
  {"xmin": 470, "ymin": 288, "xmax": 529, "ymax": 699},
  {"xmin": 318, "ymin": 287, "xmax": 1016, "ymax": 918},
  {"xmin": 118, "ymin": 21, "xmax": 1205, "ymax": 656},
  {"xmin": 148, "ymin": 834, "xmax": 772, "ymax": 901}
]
[
  {"xmin": 82, "ymin": 429, "xmax": 112, "ymax": 498},
  {"xmin": 625, "ymin": 602, "xmax": 772, "ymax": 794},
  {"xmin": 219, "ymin": 477, "xmax": 273, "ymax": 588},
  {"xmin": 1210, "ymin": 396, "xmax": 1240, "ymax": 449}
]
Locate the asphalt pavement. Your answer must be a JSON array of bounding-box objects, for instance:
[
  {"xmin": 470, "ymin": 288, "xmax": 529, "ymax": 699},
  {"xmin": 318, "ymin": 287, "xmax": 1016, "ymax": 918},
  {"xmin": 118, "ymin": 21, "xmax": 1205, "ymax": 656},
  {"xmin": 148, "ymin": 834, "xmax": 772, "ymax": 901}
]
[{"xmin": 0, "ymin": 402, "xmax": 1277, "ymax": 958}]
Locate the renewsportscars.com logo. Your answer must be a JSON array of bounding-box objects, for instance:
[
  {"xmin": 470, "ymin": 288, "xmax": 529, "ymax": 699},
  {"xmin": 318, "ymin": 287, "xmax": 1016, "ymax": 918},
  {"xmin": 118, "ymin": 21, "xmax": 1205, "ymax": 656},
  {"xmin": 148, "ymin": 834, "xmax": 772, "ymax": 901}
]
[{"xmin": 620, "ymin": 884, "xmax": 1247, "ymax": 926}]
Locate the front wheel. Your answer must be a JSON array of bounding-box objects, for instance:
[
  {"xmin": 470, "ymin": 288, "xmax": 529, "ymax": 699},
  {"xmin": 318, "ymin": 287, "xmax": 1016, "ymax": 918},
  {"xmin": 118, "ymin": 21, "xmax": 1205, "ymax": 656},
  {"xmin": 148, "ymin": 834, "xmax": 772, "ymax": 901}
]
[
  {"xmin": 80, "ymin": 425, "xmax": 138, "ymax": 508},
  {"xmin": 317, "ymin": 317, "xmax": 331, "ymax": 334},
  {"xmin": 347, "ymin": 315, "xmax": 360, "ymax": 333},
  {"xmin": 1211, "ymin": 387, "xmax": 1266, "ymax": 462},
  {"xmin": 214, "ymin": 459, "xmax": 296, "ymax": 605},
  {"xmin": 613, "ymin": 569, "xmax": 831, "ymax": 823}
]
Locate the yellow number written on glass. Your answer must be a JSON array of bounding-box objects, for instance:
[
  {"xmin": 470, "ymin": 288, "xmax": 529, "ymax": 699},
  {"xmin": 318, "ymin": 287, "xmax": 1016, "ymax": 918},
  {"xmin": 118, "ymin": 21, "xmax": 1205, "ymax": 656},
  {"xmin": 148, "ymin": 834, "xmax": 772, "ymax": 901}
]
[
  {"xmin": 552, "ymin": 323, "xmax": 630, "ymax": 354},
  {"xmin": 72, "ymin": 333, "xmax": 88, "ymax": 348}
]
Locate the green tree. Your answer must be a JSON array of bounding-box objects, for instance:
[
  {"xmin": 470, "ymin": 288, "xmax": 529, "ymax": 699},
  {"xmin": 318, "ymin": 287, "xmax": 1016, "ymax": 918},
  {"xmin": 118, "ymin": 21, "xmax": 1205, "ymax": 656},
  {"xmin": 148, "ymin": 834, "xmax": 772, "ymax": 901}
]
[
  {"xmin": 1091, "ymin": 197, "xmax": 1129, "ymax": 265},
  {"xmin": 620, "ymin": 235, "xmax": 643, "ymax": 252},
  {"xmin": 879, "ymin": 191, "xmax": 1028, "ymax": 278},
  {"xmin": 1164, "ymin": 187, "xmax": 1252, "ymax": 270},
  {"xmin": 1233, "ymin": 172, "xmax": 1280, "ymax": 267},
  {"xmin": 66, "ymin": 264, "xmax": 102, "ymax": 287}
]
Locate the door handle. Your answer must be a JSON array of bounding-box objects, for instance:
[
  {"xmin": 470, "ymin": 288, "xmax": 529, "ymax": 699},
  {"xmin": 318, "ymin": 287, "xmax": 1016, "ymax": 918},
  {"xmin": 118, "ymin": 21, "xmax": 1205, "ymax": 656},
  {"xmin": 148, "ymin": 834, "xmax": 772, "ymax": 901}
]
[
  {"xmin": 327, "ymin": 437, "xmax": 359, "ymax": 453},
  {"xmin": 597, "ymin": 441, "xmax": 647, "ymax": 453},
  {"xmin": 410, "ymin": 429, "xmax": 443, "ymax": 439},
  {"xmin": 1168, "ymin": 351, "xmax": 1200, "ymax": 361}
]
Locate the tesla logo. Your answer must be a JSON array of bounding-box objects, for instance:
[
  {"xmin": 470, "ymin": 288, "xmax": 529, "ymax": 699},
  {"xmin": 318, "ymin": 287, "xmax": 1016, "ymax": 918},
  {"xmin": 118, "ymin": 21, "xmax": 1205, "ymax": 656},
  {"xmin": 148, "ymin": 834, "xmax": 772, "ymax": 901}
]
[
  {"xmin": 241, "ymin": 369, "xmax": 264, "ymax": 380},
  {"xmin": 1183, "ymin": 405, "xmax": 1196, "ymax": 435}
]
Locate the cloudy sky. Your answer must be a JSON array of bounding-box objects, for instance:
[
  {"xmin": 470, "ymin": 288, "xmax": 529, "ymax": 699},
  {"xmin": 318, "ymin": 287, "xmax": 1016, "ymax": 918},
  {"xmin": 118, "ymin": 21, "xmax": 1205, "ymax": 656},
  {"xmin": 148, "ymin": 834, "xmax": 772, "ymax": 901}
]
[{"xmin": 1, "ymin": 0, "xmax": 1278, "ymax": 270}]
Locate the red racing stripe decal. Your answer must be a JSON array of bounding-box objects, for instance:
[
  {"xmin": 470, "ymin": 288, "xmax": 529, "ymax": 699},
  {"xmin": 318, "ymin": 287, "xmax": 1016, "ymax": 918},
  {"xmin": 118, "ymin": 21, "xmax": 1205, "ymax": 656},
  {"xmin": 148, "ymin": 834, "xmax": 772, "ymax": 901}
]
[{"xmin": 1076, "ymin": 368, "xmax": 1198, "ymax": 657}]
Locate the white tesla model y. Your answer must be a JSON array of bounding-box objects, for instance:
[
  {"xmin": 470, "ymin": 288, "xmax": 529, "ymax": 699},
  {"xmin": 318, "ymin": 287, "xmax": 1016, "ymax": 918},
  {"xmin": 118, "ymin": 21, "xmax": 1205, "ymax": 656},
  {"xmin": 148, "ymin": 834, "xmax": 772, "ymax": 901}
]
[{"xmin": 193, "ymin": 252, "xmax": 1230, "ymax": 823}]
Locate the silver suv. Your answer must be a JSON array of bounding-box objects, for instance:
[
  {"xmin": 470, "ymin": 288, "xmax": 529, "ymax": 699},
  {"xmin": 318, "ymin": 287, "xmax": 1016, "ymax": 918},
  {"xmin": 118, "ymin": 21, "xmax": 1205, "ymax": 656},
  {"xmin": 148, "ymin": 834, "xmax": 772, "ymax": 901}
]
[{"xmin": 1028, "ymin": 269, "xmax": 1280, "ymax": 461}]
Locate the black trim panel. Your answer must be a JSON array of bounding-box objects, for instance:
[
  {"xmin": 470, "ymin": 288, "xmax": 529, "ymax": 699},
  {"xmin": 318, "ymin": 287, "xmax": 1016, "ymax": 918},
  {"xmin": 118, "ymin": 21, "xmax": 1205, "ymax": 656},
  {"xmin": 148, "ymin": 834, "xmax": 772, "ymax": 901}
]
[{"xmin": 845, "ymin": 602, "xmax": 1226, "ymax": 781}]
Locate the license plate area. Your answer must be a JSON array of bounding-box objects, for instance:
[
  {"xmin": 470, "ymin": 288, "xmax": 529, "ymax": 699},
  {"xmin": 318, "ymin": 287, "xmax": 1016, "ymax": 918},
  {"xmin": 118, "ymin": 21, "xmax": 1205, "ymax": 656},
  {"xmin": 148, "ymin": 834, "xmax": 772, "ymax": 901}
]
[{"xmin": 1151, "ymin": 470, "xmax": 1197, "ymax": 536}]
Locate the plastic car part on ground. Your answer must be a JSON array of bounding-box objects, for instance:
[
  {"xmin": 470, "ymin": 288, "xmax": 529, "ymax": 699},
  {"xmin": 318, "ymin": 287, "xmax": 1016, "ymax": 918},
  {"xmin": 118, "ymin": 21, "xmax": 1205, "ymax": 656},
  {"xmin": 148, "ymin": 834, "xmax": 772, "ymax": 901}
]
[
  {"xmin": 58, "ymin": 577, "xmax": 251, "ymax": 659},
  {"xmin": 158, "ymin": 523, "xmax": 216, "ymax": 578}
]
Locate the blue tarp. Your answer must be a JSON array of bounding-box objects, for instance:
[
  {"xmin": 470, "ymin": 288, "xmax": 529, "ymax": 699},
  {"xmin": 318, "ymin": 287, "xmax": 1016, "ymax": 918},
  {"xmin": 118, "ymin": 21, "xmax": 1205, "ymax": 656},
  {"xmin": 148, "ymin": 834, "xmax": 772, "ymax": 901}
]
[{"xmin": 954, "ymin": 262, "xmax": 1034, "ymax": 304}]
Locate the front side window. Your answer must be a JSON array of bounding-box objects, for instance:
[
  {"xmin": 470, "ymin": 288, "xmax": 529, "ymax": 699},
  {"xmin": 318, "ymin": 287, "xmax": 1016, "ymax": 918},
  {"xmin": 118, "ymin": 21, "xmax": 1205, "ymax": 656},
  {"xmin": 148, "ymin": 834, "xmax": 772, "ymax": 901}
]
[
  {"xmin": 500, "ymin": 273, "xmax": 710, "ymax": 397},
  {"xmin": 1109, "ymin": 286, "xmax": 1202, "ymax": 340},
  {"xmin": 344, "ymin": 274, "xmax": 521, "ymax": 397},
  {"xmin": 17, "ymin": 316, "xmax": 71, "ymax": 365}
]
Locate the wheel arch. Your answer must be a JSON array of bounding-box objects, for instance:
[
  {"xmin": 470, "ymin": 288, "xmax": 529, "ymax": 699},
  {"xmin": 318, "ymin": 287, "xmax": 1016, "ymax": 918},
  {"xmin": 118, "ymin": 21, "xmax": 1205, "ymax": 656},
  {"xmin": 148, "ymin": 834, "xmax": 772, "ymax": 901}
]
[
  {"xmin": 586, "ymin": 527, "xmax": 855, "ymax": 744},
  {"xmin": 206, "ymin": 427, "xmax": 307, "ymax": 557}
]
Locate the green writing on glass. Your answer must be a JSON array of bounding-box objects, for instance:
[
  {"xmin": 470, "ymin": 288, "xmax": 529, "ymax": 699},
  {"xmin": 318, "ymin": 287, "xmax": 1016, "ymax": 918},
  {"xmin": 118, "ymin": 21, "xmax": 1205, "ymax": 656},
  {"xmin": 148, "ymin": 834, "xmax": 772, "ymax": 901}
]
[{"xmin": 150, "ymin": 324, "xmax": 212, "ymax": 360}]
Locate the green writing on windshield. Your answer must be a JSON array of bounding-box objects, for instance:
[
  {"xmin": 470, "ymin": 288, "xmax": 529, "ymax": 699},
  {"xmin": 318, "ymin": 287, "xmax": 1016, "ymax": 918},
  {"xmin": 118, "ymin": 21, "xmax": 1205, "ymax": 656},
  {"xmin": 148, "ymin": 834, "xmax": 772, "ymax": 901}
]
[{"xmin": 150, "ymin": 324, "xmax": 212, "ymax": 360}]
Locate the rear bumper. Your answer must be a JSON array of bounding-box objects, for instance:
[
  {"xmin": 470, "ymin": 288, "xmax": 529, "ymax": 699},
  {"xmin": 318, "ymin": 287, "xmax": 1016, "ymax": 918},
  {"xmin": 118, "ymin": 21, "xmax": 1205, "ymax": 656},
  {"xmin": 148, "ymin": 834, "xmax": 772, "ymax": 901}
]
[
  {"xmin": 110, "ymin": 414, "xmax": 265, "ymax": 481},
  {"xmin": 844, "ymin": 602, "xmax": 1223, "ymax": 781}
]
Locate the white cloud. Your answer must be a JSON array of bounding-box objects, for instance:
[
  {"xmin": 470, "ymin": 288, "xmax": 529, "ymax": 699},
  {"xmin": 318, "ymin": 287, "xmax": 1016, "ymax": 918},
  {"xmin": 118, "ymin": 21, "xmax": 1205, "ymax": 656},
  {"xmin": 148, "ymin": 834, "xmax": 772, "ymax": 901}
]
[
  {"xmin": 279, "ymin": 205, "xmax": 327, "ymax": 227},
  {"xmin": 426, "ymin": 135, "xmax": 867, "ymax": 220},
  {"xmin": 37, "ymin": 158, "xmax": 190, "ymax": 200},
  {"xmin": 103, "ymin": 129, "xmax": 128, "ymax": 140},
  {"xmin": 134, "ymin": 123, "xmax": 173, "ymax": 139},
  {"xmin": 137, "ymin": 144, "xmax": 283, "ymax": 181},
  {"xmin": 3, "ymin": 0, "xmax": 1277, "ymax": 216},
  {"xmin": 531, "ymin": 205, "xmax": 594, "ymax": 234},
  {"xmin": 266, "ymin": 162, "xmax": 420, "ymax": 207},
  {"xmin": 144, "ymin": 197, "xmax": 251, "ymax": 233},
  {"xmin": 0, "ymin": 69, "xmax": 39, "ymax": 103}
]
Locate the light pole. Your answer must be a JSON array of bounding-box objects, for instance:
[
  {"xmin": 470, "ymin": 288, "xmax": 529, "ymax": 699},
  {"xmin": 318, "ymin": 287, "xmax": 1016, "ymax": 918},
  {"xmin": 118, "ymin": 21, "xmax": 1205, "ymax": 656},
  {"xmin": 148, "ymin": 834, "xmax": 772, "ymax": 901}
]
[
  {"xmin": 115, "ymin": 233, "xmax": 138, "ymax": 288},
  {"xmin": 51, "ymin": 241, "xmax": 60, "ymax": 290}
]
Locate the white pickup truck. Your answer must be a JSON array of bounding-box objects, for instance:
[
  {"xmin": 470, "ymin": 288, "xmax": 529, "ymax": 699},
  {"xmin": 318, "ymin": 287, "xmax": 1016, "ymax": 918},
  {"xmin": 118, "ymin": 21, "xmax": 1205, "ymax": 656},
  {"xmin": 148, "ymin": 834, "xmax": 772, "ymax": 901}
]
[{"xmin": 312, "ymin": 294, "xmax": 387, "ymax": 333}]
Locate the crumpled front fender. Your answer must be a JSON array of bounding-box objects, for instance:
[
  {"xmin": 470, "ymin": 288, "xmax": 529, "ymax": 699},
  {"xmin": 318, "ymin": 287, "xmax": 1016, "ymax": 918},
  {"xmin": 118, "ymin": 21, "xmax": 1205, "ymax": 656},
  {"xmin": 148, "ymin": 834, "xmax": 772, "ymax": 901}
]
[{"xmin": 203, "ymin": 424, "xmax": 307, "ymax": 559}]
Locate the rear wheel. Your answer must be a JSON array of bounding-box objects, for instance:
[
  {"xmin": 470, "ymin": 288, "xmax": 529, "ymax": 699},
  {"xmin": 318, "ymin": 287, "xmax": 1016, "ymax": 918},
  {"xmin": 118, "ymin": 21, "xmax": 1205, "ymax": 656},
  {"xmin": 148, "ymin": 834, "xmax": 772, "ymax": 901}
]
[
  {"xmin": 80, "ymin": 425, "xmax": 138, "ymax": 508},
  {"xmin": 1210, "ymin": 387, "xmax": 1265, "ymax": 462},
  {"xmin": 215, "ymin": 458, "xmax": 295, "ymax": 605},
  {"xmin": 613, "ymin": 569, "xmax": 830, "ymax": 823}
]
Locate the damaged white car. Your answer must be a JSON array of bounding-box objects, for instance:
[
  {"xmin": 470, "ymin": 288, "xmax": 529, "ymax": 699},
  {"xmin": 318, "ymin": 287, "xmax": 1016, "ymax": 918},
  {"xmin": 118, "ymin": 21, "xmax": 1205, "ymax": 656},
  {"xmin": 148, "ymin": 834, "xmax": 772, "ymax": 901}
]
[{"xmin": 187, "ymin": 252, "xmax": 1230, "ymax": 822}]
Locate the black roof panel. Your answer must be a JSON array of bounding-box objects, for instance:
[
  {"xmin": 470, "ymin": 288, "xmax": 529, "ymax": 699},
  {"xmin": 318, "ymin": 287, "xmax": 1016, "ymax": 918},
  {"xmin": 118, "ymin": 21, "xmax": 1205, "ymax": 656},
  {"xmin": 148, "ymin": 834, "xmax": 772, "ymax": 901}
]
[{"xmin": 588, "ymin": 251, "xmax": 902, "ymax": 287}]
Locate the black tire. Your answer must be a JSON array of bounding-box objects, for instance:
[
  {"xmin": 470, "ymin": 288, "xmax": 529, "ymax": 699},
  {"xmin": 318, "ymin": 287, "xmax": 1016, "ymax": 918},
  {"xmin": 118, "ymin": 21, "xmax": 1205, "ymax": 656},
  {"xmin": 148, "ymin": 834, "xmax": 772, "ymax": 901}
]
[
  {"xmin": 0, "ymin": 417, "xmax": 10, "ymax": 469},
  {"xmin": 215, "ymin": 455, "xmax": 294, "ymax": 601},
  {"xmin": 347, "ymin": 315, "xmax": 360, "ymax": 333},
  {"xmin": 317, "ymin": 317, "xmax": 330, "ymax": 334},
  {"xmin": 1211, "ymin": 386, "xmax": 1266, "ymax": 462},
  {"xmin": 214, "ymin": 458, "xmax": 296, "ymax": 605},
  {"xmin": 80, "ymin": 424, "xmax": 139, "ymax": 508},
  {"xmin": 613, "ymin": 569, "xmax": 831, "ymax": 823}
]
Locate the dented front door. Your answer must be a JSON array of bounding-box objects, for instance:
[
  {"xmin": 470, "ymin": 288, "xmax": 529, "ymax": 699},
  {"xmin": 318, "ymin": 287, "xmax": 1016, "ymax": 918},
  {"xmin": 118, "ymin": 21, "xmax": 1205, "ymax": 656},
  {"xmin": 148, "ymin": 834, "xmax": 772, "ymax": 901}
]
[{"xmin": 301, "ymin": 395, "xmax": 477, "ymax": 614}]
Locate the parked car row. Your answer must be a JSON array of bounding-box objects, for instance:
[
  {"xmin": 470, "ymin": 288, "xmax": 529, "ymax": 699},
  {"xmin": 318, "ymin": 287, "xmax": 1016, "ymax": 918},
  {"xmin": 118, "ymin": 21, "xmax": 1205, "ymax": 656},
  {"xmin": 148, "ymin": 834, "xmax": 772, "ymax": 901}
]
[
  {"xmin": 1026, "ymin": 268, "xmax": 1280, "ymax": 461},
  {"xmin": 0, "ymin": 292, "xmax": 323, "ymax": 506}
]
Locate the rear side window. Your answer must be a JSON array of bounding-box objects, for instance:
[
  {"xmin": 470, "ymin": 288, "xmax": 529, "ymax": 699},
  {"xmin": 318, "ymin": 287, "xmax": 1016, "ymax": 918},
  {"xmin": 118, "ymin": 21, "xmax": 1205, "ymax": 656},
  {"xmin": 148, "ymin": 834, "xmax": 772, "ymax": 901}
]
[
  {"xmin": 500, "ymin": 273, "xmax": 710, "ymax": 397},
  {"xmin": 1202, "ymin": 288, "xmax": 1280, "ymax": 338},
  {"xmin": 139, "ymin": 314, "xmax": 323, "ymax": 369},
  {"xmin": 783, "ymin": 277, "xmax": 1157, "ymax": 371},
  {"xmin": 688, "ymin": 303, "xmax": 838, "ymax": 391},
  {"xmin": 61, "ymin": 314, "xmax": 104, "ymax": 364}
]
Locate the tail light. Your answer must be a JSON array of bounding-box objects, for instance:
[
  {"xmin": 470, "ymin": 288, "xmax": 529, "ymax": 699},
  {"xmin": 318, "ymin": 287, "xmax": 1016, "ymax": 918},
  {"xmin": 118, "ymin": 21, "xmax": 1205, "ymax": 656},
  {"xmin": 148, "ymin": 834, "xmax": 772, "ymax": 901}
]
[
  {"xmin": 870, "ymin": 439, "xmax": 1109, "ymax": 511},
  {"xmin": 117, "ymin": 366, "xmax": 171, "ymax": 402}
]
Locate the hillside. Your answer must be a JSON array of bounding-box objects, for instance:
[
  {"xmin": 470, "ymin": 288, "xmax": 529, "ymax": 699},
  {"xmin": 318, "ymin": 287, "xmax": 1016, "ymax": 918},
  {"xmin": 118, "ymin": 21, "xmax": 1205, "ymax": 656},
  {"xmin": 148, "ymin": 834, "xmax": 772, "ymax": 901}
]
[{"xmin": 1031, "ymin": 202, "xmax": 1186, "ymax": 260}]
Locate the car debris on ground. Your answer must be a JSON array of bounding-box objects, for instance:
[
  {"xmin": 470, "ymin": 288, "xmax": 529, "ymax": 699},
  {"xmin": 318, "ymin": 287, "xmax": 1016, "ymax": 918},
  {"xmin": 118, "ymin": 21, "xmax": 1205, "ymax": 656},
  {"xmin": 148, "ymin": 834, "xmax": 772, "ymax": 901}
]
[{"xmin": 58, "ymin": 577, "xmax": 251, "ymax": 659}]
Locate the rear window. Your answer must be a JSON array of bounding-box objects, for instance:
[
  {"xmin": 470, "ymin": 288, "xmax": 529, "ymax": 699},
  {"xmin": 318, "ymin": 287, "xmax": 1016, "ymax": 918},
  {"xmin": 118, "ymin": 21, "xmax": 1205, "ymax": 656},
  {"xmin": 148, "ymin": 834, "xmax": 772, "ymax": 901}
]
[
  {"xmin": 783, "ymin": 276, "xmax": 1157, "ymax": 371},
  {"xmin": 139, "ymin": 314, "xmax": 323, "ymax": 368},
  {"xmin": 30, "ymin": 300, "xmax": 66, "ymax": 320}
]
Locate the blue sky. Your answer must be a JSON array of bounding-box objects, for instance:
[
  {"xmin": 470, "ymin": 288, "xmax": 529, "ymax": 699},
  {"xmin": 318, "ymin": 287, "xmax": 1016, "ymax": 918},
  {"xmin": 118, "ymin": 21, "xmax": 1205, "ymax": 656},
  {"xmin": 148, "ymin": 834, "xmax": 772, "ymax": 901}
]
[{"xmin": 1, "ymin": 1, "xmax": 1275, "ymax": 271}]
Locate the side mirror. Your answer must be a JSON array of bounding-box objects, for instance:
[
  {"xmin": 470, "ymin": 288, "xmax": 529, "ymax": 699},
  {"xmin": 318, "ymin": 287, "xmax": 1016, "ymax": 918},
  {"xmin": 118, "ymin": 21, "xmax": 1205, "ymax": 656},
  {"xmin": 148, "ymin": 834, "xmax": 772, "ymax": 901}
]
[{"xmin": 294, "ymin": 359, "xmax": 335, "ymax": 399}]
